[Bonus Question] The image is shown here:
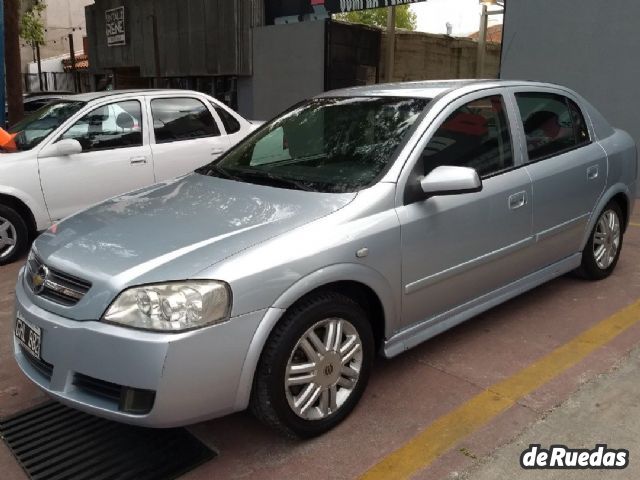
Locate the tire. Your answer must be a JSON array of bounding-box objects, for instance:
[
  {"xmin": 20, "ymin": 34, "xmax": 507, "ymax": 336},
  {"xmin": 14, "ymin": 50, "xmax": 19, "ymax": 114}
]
[
  {"xmin": 250, "ymin": 291, "xmax": 374, "ymax": 439},
  {"xmin": 575, "ymin": 201, "xmax": 624, "ymax": 280},
  {"xmin": 0, "ymin": 204, "xmax": 29, "ymax": 266}
]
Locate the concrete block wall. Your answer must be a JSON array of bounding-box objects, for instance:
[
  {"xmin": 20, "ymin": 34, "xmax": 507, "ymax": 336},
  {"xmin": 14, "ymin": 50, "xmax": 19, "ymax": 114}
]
[{"xmin": 381, "ymin": 31, "xmax": 501, "ymax": 82}]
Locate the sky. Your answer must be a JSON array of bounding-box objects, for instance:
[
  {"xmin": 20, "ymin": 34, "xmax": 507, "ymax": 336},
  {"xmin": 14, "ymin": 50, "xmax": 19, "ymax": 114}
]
[{"xmin": 410, "ymin": 0, "xmax": 504, "ymax": 37}]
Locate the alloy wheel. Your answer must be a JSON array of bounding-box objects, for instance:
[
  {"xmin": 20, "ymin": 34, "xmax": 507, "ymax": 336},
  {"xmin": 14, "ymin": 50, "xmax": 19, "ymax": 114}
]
[
  {"xmin": 0, "ymin": 216, "xmax": 17, "ymax": 260},
  {"xmin": 285, "ymin": 317, "xmax": 363, "ymax": 420},
  {"xmin": 592, "ymin": 209, "xmax": 621, "ymax": 270}
]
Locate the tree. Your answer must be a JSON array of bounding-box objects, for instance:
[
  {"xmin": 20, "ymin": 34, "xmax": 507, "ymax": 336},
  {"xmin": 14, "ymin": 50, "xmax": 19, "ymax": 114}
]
[
  {"xmin": 20, "ymin": 1, "xmax": 46, "ymax": 51},
  {"xmin": 334, "ymin": 5, "xmax": 417, "ymax": 31},
  {"xmin": 5, "ymin": 0, "xmax": 24, "ymax": 125}
]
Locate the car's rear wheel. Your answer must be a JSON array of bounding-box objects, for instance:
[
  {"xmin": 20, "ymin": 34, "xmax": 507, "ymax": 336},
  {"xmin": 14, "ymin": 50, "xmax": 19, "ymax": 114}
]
[
  {"xmin": 250, "ymin": 292, "xmax": 374, "ymax": 438},
  {"xmin": 0, "ymin": 205, "xmax": 28, "ymax": 266},
  {"xmin": 576, "ymin": 201, "xmax": 624, "ymax": 280}
]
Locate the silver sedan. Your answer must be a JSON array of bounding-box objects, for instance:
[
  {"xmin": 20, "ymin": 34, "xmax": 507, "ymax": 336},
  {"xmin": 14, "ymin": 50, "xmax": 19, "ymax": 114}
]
[{"xmin": 13, "ymin": 80, "xmax": 637, "ymax": 438}]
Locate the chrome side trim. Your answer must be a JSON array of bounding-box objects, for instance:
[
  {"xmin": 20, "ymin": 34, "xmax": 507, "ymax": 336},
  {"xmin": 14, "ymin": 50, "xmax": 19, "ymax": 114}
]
[
  {"xmin": 403, "ymin": 236, "xmax": 536, "ymax": 295},
  {"xmin": 386, "ymin": 253, "xmax": 582, "ymax": 358},
  {"xmin": 535, "ymin": 213, "xmax": 591, "ymax": 243}
]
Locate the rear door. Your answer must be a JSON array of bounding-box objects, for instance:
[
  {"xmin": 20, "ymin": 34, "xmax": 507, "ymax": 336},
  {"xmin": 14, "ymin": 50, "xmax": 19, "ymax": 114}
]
[
  {"xmin": 511, "ymin": 89, "xmax": 607, "ymax": 266},
  {"xmin": 38, "ymin": 98, "xmax": 154, "ymax": 221},
  {"xmin": 148, "ymin": 96, "xmax": 229, "ymax": 182}
]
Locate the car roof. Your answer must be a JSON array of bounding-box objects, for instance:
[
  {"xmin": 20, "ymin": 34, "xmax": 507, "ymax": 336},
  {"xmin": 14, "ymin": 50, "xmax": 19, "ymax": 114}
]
[
  {"xmin": 317, "ymin": 79, "xmax": 571, "ymax": 99},
  {"xmin": 62, "ymin": 89, "xmax": 209, "ymax": 103}
]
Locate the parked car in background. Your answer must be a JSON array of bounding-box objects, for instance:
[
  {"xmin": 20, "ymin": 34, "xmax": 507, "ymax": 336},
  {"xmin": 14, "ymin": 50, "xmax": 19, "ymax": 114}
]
[
  {"xmin": 13, "ymin": 80, "xmax": 637, "ymax": 438},
  {"xmin": 0, "ymin": 89, "xmax": 257, "ymax": 264},
  {"xmin": 22, "ymin": 91, "xmax": 76, "ymax": 114},
  {"xmin": 5, "ymin": 92, "xmax": 76, "ymax": 127}
]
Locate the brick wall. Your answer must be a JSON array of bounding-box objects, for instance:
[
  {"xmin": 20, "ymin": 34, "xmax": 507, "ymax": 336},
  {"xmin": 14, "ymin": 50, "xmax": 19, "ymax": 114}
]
[{"xmin": 380, "ymin": 30, "xmax": 501, "ymax": 82}]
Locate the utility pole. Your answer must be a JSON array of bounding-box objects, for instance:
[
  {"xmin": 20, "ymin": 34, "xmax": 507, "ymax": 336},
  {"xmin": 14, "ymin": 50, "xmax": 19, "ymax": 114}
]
[
  {"xmin": 36, "ymin": 42, "xmax": 43, "ymax": 91},
  {"xmin": 68, "ymin": 33, "xmax": 79, "ymax": 92},
  {"xmin": 4, "ymin": 0, "xmax": 23, "ymax": 126},
  {"xmin": 476, "ymin": 4, "xmax": 488, "ymax": 78},
  {"xmin": 385, "ymin": 6, "xmax": 396, "ymax": 83},
  {"xmin": 0, "ymin": 0, "xmax": 5, "ymax": 127}
]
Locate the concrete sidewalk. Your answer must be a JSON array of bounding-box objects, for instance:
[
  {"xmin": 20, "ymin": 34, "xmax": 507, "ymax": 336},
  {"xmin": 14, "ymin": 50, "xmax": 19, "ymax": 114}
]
[{"xmin": 461, "ymin": 346, "xmax": 640, "ymax": 479}]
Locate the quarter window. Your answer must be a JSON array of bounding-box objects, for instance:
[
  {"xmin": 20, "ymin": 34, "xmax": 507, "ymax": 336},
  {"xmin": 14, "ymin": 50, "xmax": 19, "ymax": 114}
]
[
  {"xmin": 567, "ymin": 98, "xmax": 590, "ymax": 146},
  {"xmin": 151, "ymin": 98, "xmax": 220, "ymax": 144},
  {"xmin": 60, "ymin": 100, "xmax": 143, "ymax": 152},
  {"xmin": 515, "ymin": 92, "xmax": 590, "ymax": 162},
  {"xmin": 213, "ymin": 105, "xmax": 241, "ymax": 134},
  {"xmin": 422, "ymin": 95, "xmax": 514, "ymax": 178}
]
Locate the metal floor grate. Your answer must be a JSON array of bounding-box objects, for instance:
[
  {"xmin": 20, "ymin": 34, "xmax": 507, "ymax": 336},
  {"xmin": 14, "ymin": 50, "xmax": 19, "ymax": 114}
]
[{"xmin": 0, "ymin": 402, "xmax": 216, "ymax": 480}]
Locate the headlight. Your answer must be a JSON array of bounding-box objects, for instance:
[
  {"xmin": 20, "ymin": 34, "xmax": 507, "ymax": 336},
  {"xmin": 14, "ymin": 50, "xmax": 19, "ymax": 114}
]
[{"xmin": 102, "ymin": 281, "xmax": 231, "ymax": 332}]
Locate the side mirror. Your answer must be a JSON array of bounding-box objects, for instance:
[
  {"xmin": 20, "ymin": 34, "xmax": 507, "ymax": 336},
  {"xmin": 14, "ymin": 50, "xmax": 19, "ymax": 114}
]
[
  {"xmin": 420, "ymin": 166, "xmax": 482, "ymax": 196},
  {"xmin": 55, "ymin": 138, "xmax": 83, "ymax": 156},
  {"xmin": 40, "ymin": 138, "xmax": 83, "ymax": 157}
]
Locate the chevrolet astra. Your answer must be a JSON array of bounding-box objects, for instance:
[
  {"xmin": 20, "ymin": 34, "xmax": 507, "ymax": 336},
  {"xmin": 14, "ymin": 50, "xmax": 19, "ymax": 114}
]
[{"xmin": 13, "ymin": 80, "xmax": 637, "ymax": 438}]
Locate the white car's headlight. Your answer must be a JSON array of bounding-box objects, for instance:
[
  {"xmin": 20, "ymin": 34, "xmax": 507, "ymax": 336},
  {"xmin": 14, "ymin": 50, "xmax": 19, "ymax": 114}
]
[{"xmin": 102, "ymin": 281, "xmax": 231, "ymax": 332}]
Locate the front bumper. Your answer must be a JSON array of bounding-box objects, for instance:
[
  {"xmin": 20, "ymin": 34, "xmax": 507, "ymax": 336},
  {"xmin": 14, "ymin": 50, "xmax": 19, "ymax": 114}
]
[{"xmin": 13, "ymin": 272, "xmax": 266, "ymax": 427}]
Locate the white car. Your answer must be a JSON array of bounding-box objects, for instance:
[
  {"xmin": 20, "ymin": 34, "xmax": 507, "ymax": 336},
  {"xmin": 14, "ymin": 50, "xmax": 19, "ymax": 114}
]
[{"xmin": 0, "ymin": 89, "xmax": 257, "ymax": 265}]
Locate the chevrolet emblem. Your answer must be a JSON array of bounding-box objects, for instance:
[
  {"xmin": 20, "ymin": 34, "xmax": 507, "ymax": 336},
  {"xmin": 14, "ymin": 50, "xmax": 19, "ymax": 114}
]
[{"xmin": 32, "ymin": 265, "xmax": 49, "ymax": 295}]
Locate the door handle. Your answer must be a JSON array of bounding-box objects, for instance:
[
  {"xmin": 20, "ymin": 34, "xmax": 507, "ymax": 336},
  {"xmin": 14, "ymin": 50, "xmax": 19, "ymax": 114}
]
[
  {"xmin": 130, "ymin": 156, "xmax": 148, "ymax": 165},
  {"xmin": 508, "ymin": 191, "xmax": 527, "ymax": 210},
  {"xmin": 587, "ymin": 165, "xmax": 599, "ymax": 180},
  {"xmin": 211, "ymin": 149, "xmax": 225, "ymax": 156}
]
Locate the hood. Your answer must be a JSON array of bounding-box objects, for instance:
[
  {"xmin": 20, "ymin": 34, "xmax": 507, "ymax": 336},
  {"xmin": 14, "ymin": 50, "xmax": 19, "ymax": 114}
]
[{"xmin": 31, "ymin": 174, "xmax": 355, "ymax": 319}]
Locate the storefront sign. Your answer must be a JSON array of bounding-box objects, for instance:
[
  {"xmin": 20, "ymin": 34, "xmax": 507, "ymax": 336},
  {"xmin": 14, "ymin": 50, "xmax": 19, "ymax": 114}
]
[
  {"xmin": 324, "ymin": 0, "xmax": 427, "ymax": 13},
  {"xmin": 269, "ymin": 0, "xmax": 427, "ymax": 18},
  {"xmin": 106, "ymin": 6, "xmax": 126, "ymax": 47}
]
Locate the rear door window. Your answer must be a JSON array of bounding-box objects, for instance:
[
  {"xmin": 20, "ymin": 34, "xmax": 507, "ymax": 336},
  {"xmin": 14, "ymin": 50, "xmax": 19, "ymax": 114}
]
[
  {"xmin": 151, "ymin": 98, "xmax": 220, "ymax": 144},
  {"xmin": 515, "ymin": 92, "xmax": 590, "ymax": 162}
]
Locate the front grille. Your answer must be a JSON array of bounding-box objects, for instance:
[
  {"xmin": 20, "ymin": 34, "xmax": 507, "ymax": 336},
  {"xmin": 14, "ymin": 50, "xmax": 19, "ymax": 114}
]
[
  {"xmin": 20, "ymin": 345, "xmax": 53, "ymax": 380},
  {"xmin": 73, "ymin": 373, "xmax": 122, "ymax": 402},
  {"xmin": 25, "ymin": 254, "xmax": 91, "ymax": 306}
]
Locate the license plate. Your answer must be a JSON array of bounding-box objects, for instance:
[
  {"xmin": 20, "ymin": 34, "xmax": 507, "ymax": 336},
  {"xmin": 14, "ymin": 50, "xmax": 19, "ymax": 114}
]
[{"xmin": 15, "ymin": 312, "xmax": 41, "ymax": 360}]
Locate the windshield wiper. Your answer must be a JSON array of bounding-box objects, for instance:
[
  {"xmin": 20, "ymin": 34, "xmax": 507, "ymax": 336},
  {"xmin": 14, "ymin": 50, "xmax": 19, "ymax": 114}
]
[
  {"xmin": 234, "ymin": 170, "xmax": 315, "ymax": 192},
  {"xmin": 198, "ymin": 163, "xmax": 242, "ymax": 181}
]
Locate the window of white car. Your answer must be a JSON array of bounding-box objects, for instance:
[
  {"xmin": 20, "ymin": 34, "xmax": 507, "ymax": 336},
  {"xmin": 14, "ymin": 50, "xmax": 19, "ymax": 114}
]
[
  {"xmin": 151, "ymin": 97, "xmax": 221, "ymax": 143},
  {"xmin": 60, "ymin": 100, "xmax": 143, "ymax": 152},
  {"xmin": 4, "ymin": 101, "xmax": 86, "ymax": 152},
  {"xmin": 213, "ymin": 104, "xmax": 242, "ymax": 134}
]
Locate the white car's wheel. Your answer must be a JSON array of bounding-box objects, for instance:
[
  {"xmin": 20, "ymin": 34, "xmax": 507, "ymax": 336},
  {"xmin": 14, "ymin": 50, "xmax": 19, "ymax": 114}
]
[
  {"xmin": 251, "ymin": 292, "xmax": 374, "ymax": 438},
  {"xmin": 0, "ymin": 205, "xmax": 28, "ymax": 266}
]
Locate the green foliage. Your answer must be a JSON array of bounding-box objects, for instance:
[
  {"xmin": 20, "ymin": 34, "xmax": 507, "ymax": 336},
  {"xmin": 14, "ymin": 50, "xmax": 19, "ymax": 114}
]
[
  {"xmin": 20, "ymin": 1, "xmax": 47, "ymax": 47},
  {"xmin": 334, "ymin": 5, "xmax": 417, "ymax": 31}
]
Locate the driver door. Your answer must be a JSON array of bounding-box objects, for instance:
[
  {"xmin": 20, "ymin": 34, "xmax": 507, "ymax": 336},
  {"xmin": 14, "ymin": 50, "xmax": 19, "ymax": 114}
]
[
  {"xmin": 397, "ymin": 91, "xmax": 535, "ymax": 328},
  {"xmin": 38, "ymin": 99, "xmax": 154, "ymax": 221}
]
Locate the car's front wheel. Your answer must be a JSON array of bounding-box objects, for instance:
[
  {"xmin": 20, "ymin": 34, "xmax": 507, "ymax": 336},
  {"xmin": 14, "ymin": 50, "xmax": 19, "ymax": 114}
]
[
  {"xmin": 576, "ymin": 201, "xmax": 624, "ymax": 280},
  {"xmin": 0, "ymin": 205, "xmax": 28, "ymax": 266},
  {"xmin": 251, "ymin": 292, "xmax": 374, "ymax": 438}
]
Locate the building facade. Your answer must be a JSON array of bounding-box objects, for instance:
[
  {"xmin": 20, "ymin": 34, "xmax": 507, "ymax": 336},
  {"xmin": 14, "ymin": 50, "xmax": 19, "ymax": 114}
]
[
  {"xmin": 20, "ymin": 0, "xmax": 93, "ymax": 71},
  {"xmin": 501, "ymin": 0, "xmax": 640, "ymax": 178},
  {"xmin": 85, "ymin": 0, "xmax": 263, "ymax": 107},
  {"xmin": 86, "ymin": 1, "xmax": 499, "ymax": 119}
]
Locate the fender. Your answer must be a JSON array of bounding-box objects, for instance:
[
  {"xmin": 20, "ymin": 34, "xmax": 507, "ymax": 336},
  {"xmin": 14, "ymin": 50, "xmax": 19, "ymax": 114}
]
[
  {"xmin": 581, "ymin": 183, "xmax": 633, "ymax": 250},
  {"xmin": 233, "ymin": 262, "xmax": 399, "ymax": 411},
  {"xmin": 0, "ymin": 185, "xmax": 50, "ymax": 231}
]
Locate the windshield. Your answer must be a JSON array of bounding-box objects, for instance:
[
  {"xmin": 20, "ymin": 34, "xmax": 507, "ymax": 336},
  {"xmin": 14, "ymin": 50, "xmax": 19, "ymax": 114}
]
[
  {"xmin": 197, "ymin": 96, "xmax": 430, "ymax": 193},
  {"xmin": 4, "ymin": 100, "xmax": 86, "ymax": 152}
]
